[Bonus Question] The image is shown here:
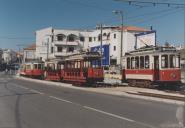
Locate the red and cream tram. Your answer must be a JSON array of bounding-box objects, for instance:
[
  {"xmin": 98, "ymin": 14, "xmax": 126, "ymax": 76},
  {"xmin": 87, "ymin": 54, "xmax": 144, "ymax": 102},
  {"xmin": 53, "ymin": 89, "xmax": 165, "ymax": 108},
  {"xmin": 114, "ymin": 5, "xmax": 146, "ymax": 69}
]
[
  {"xmin": 62, "ymin": 51, "xmax": 104, "ymax": 84},
  {"xmin": 44, "ymin": 60, "xmax": 63, "ymax": 81},
  {"xmin": 20, "ymin": 61, "xmax": 45, "ymax": 79},
  {"xmin": 44, "ymin": 51, "xmax": 104, "ymax": 85},
  {"xmin": 122, "ymin": 46, "xmax": 181, "ymax": 87}
]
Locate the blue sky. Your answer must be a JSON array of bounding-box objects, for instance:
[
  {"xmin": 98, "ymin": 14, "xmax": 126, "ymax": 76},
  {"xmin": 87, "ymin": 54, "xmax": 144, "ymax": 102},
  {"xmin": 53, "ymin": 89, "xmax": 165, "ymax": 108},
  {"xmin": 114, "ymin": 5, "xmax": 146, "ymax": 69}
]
[{"xmin": 0, "ymin": 0, "xmax": 184, "ymax": 50}]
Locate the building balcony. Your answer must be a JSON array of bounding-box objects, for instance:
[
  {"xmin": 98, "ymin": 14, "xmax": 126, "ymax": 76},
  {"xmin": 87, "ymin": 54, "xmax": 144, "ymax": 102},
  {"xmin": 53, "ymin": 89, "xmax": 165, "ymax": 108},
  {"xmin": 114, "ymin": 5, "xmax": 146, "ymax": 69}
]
[
  {"xmin": 54, "ymin": 41, "xmax": 79, "ymax": 46},
  {"xmin": 54, "ymin": 52, "xmax": 75, "ymax": 57}
]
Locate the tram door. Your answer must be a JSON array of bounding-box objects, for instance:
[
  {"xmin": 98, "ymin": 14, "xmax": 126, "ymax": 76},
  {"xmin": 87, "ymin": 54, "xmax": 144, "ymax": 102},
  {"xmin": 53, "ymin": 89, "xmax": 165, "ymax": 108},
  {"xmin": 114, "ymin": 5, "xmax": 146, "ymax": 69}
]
[{"xmin": 154, "ymin": 56, "xmax": 159, "ymax": 80}]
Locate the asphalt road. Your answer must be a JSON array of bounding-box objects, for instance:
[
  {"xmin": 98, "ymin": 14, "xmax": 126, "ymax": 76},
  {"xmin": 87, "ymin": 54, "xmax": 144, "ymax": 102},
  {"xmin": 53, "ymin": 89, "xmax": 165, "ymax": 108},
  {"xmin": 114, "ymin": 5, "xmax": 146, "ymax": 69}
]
[{"xmin": 0, "ymin": 73, "xmax": 184, "ymax": 128}]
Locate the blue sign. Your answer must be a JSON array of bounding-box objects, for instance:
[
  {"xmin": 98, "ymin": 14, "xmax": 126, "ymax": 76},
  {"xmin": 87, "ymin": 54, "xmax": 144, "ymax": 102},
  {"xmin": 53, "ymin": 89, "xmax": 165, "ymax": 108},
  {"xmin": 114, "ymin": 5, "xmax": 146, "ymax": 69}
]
[{"xmin": 91, "ymin": 44, "xmax": 110, "ymax": 66}]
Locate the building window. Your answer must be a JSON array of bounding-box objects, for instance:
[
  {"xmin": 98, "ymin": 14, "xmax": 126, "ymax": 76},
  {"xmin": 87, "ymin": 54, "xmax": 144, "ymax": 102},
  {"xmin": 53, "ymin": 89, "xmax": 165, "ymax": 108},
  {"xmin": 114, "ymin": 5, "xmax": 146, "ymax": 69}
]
[
  {"xmin": 94, "ymin": 37, "xmax": 96, "ymax": 41},
  {"xmin": 80, "ymin": 37, "xmax": 85, "ymax": 42},
  {"xmin": 57, "ymin": 34, "xmax": 65, "ymax": 41},
  {"xmin": 68, "ymin": 34, "xmax": 77, "ymax": 42},
  {"xmin": 98, "ymin": 34, "xmax": 101, "ymax": 41},
  {"xmin": 89, "ymin": 37, "xmax": 92, "ymax": 42},
  {"xmin": 113, "ymin": 46, "xmax": 116, "ymax": 51},
  {"xmin": 107, "ymin": 33, "xmax": 110, "ymax": 40},
  {"xmin": 57, "ymin": 46, "xmax": 63, "ymax": 52},
  {"xmin": 114, "ymin": 34, "xmax": 116, "ymax": 39},
  {"xmin": 68, "ymin": 47, "xmax": 74, "ymax": 52},
  {"xmin": 51, "ymin": 47, "xmax": 54, "ymax": 53}
]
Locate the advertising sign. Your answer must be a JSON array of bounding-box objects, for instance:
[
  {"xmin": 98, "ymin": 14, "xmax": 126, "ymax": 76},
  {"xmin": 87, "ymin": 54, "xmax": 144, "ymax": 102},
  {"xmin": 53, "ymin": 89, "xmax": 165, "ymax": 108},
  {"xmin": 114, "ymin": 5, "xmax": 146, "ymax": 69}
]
[
  {"xmin": 135, "ymin": 31, "xmax": 156, "ymax": 49},
  {"xmin": 91, "ymin": 44, "xmax": 110, "ymax": 66}
]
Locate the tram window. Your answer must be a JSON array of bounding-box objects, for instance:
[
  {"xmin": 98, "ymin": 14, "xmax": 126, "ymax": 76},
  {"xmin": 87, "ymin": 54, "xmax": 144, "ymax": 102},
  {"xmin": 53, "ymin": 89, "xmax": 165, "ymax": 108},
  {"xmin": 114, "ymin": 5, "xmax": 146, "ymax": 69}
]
[
  {"xmin": 78, "ymin": 62, "xmax": 80, "ymax": 68},
  {"xmin": 38, "ymin": 64, "xmax": 42, "ymax": 69},
  {"xmin": 161, "ymin": 55, "xmax": 168, "ymax": 68},
  {"xmin": 127, "ymin": 58, "xmax": 130, "ymax": 69},
  {"xmin": 176, "ymin": 55, "xmax": 180, "ymax": 68},
  {"xmin": 169, "ymin": 55, "xmax": 175, "ymax": 68},
  {"xmin": 34, "ymin": 64, "xmax": 38, "ymax": 69},
  {"xmin": 140, "ymin": 56, "xmax": 144, "ymax": 69},
  {"xmin": 135, "ymin": 56, "xmax": 139, "ymax": 69},
  {"xmin": 145, "ymin": 56, "xmax": 149, "ymax": 69},
  {"xmin": 61, "ymin": 65, "xmax": 64, "ymax": 69},
  {"xmin": 131, "ymin": 57, "xmax": 135, "ymax": 69},
  {"xmin": 26, "ymin": 65, "xmax": 31, "ymax": 70}
]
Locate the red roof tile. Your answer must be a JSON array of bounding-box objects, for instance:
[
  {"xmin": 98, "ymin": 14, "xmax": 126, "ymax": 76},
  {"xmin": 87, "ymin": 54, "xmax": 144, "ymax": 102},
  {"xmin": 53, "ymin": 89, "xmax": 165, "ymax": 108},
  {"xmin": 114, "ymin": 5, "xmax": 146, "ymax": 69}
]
[
  {"xmin": 24, "ymin": 44, "xmax": 36, "ymax": 50},
  {"xmin": 115, "ymin": 26, "xmax": 150, "ymax": 32}
]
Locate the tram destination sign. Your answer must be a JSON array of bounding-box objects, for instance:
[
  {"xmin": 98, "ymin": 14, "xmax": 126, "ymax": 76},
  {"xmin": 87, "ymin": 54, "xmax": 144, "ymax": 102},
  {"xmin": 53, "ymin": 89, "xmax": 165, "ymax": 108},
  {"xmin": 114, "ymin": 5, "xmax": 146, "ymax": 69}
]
[{"xmin": 135, "ymin": 31, "xmax": 156, "ymax": 49}]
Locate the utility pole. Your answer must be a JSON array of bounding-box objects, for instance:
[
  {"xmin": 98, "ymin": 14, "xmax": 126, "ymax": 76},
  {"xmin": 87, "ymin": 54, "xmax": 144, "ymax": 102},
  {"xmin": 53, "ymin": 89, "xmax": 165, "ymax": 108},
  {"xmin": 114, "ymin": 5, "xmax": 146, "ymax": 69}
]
[
  {"xmin": 113, "ymin": 10, "xmax": 124, "ymax": 70},
  {"xmin": 100, "ymin": 23, "xmax": 103, "ymax": 66},
  {"xmin": 46, "ymin": 38, "xmax": 49, "ymax": 61}
]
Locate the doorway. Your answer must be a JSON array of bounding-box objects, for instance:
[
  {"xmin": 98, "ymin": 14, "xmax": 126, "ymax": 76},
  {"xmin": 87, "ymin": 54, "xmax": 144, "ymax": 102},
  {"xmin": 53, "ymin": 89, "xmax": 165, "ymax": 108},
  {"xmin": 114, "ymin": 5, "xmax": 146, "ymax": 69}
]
[{"xmin": 154, "ymin": 56, "xmax": 159, "ymax": 80}]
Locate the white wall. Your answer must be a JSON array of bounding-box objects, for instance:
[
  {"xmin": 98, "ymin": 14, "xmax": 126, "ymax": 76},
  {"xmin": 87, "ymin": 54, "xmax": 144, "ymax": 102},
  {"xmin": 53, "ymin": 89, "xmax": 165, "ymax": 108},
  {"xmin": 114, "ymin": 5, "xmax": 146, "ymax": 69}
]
[
  {"xmin": 23, "ymin": 50, "xmax": 36, "ymax": 62},
  {"xmin": 36, "ymin": 27, "xmax": 91, "ymax": 61},
  {"xmin": 2, "ymin": 49, "xmax": 17, "ymax": 64},
  {"xmin": 88, "ymin": 29, "xmax": 138, "ymax": 65}
]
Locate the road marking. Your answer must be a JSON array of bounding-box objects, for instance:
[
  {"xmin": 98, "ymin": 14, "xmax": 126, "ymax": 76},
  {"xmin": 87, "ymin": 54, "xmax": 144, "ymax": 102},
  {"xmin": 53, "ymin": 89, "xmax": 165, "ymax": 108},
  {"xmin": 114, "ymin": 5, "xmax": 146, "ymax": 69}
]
[
  {"xmin": 83, "ymin": 106, "xmax": 135, "ymax": 122},
  {"xmin": 30, "ymin": 89, "xmax": 44, "ymax": 95},
  {"xmin": 48, "ymin": 95, "xmax": 156, "ymax": 128},
  {"xmin": 49, "ymin": 96, "xmax": 73, "ymax": 103},
  {"xmin": 9, "ymin": 83, "xmax": 44, "ymax": 95},
  {"xmin": 16, "ymin": 85, "xmax": 29, "ymax": 90},
  {"xmin": 176, "ymin": 106, "xmax": 184, "ymax": 127}
]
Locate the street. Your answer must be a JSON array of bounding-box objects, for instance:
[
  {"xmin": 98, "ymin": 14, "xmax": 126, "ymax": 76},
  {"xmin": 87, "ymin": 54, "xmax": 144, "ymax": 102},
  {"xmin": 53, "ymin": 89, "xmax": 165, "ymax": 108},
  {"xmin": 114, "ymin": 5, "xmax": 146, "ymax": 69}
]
[{"xmin": 0, "ymin": 73, "xmax": 184, "ymax": 128}]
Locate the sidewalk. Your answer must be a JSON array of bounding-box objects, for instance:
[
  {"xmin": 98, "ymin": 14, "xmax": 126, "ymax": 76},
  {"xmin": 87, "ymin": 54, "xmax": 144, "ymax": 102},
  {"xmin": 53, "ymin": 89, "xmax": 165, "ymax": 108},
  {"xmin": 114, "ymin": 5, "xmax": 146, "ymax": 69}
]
[{"xmin": 15, "ymin": 76, "xmax": 185, "ymax": 105}]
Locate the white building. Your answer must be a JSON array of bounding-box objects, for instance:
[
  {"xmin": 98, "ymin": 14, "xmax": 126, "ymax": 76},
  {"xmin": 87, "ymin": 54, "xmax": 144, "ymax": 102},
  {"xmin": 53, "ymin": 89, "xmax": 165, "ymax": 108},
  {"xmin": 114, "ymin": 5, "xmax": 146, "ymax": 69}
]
[
  {"xmin": 2, "ymin": 49, "xmax": 17, "ymax": 64},
  {"xmin": 23, "ymin": 44, "xmax": 36, "ymax": 62},
  {"xmin": 35, "ymin": 26, "xmax": 150, "ymax": 66},
  {"xmin": 0, "ymin": 48, "xmax": 3, "ymax": 64},
  {"xmin": 35, "ymin": 27, "xmax": 91, "ymax": 61},
  {"xmin": 88, "ymin": 26, "xmax": 150, "ymax": 66}
]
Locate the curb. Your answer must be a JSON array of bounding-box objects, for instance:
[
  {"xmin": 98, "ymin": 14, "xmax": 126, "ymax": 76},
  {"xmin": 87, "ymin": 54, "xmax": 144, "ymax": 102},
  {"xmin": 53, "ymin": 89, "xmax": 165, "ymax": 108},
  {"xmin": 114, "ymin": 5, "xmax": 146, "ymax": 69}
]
[{"xmin": 15, "ymin": 76, "xmax": 185, "ymax": 106}]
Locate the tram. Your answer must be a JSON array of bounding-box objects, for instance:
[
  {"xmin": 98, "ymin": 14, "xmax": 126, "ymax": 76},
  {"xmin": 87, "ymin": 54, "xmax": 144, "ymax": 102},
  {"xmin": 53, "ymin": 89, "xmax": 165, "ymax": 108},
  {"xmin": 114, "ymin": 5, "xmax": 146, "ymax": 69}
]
[
  {"xmin": 44, "ymin": 60, "xmax": 63, "ymax": 81},
  {"xmin": 62, "ymin": 51, "xmax": 104, "ymax": 84},
  {"xmin": 43, "ymin": 51, "xmax": 104, "ymax": 85},
  {"xmin": 122, "ymin": 46, "xmax": 181, "ymax": 88},
  {"xmin": 19, "ymin": 61, "xmax": 44, "ymax": 79}
]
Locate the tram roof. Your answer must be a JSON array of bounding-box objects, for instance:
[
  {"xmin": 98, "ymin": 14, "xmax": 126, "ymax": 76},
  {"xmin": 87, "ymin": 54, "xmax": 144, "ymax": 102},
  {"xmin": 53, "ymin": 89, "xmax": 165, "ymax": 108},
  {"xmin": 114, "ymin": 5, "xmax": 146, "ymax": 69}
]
[
  {"xmin": 65, "ymin": 52, "xmax": 101, "ymax": 61},
  {"xmin": 23, "ymin": 60, "xmax": 44, "ymax": 64},
  {"xmin": 125, "ymin": 46, "xmax": 179, "ymax": 56}
]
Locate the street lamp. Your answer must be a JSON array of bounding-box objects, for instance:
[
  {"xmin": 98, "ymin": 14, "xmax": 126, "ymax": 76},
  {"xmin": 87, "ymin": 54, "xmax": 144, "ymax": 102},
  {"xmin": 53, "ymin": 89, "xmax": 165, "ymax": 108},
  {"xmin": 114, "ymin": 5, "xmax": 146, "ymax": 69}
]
[{"xmin": 113, "ymin": 10, "xmax": 123, "ymax": 70}]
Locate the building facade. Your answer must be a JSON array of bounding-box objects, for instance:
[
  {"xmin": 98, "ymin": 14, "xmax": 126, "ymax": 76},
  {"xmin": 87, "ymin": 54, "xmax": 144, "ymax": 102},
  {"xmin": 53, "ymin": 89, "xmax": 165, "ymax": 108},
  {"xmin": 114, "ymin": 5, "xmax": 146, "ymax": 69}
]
[
  {"xmin": 23, "ymin": 44, "xmax": 36, "ymax": 63},
  {"xmin": 0, "ymin": 48, "xmax": 3, "ymax": 64},
  {"xmin": 35, "ymin": 26, "xmax": 150, "ymax": 66},
  {"xmin": 35, "ymin": 27, "xmax": 91, "ymax": 61},
  {"xmin": 88, "ymin": 26, "xmax": 150, "ymax": 66},
  {"xmin": 2, "ymin": 49, "xmax": 17, "ymax": 64}
]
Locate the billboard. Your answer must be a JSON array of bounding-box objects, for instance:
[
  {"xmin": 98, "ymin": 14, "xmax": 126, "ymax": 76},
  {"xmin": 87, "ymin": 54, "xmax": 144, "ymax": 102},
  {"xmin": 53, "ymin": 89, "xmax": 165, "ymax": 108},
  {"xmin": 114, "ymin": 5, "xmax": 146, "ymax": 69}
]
[
  {"xmin": 135, "ymin": 31, "xmax": 156, "ymax": 49},
  {"xmin": 91, "ymin": 44, "xmax": 110, "ymax": 66}
]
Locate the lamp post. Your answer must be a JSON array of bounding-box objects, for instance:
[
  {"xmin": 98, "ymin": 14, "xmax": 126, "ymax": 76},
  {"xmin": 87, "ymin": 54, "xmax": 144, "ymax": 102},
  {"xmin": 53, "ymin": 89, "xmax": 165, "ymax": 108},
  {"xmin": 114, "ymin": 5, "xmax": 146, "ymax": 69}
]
[{"xmin": 113, "ymin": 10, "xmax": 123, "ymax": 70}]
